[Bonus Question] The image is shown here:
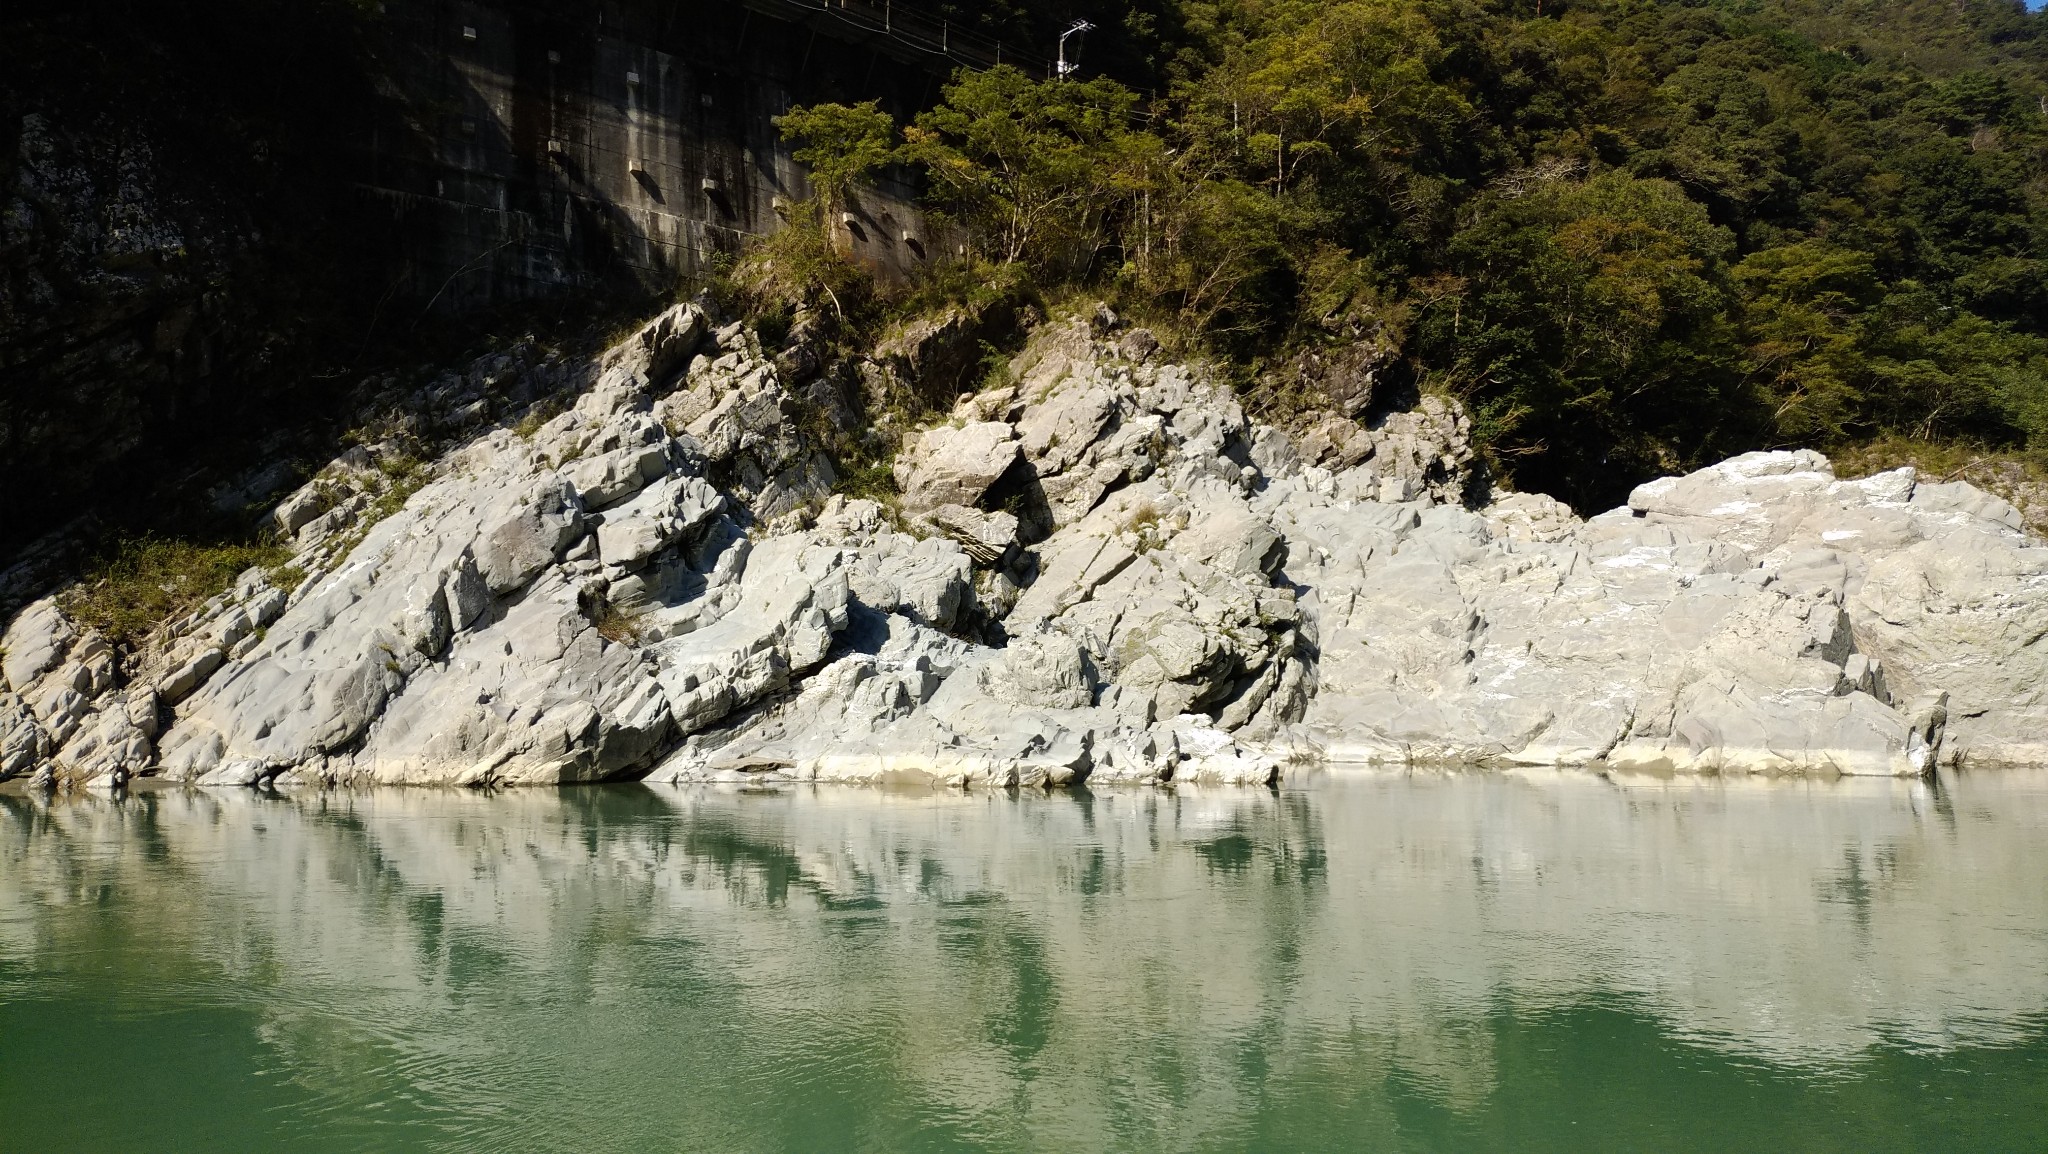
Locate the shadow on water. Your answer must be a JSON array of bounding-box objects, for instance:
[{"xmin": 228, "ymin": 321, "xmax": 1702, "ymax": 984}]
[{"xmin": 4, "ymin": 771, "xmax": 2048, "ymax": 1151}]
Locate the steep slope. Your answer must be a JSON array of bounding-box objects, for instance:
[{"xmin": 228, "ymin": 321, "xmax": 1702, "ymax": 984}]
[{"xmin": 5, "ymin": 303, "xmax": 2046, "ymax": 789}]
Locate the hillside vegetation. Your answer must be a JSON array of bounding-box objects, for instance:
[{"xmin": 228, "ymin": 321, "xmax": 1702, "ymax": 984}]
[{"xmin": 776, "ymin": 0, "xmax": 2048, "ymax": 510}]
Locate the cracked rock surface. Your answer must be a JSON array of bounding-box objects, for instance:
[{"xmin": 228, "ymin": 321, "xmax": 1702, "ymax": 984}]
[{"xmin": 5, "ymin": 307, "xmax": 2045, "ymax": 789}]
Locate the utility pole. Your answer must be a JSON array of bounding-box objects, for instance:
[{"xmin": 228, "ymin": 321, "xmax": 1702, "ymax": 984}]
[{"xmin": 1056, "ymin": 20, "xmax": 1093, "ymax": 80}]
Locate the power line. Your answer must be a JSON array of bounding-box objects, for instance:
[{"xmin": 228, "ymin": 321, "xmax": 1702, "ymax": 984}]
[{"xmin": 737, "ymin": 0, "xmax": 1056, "ymax": 79}]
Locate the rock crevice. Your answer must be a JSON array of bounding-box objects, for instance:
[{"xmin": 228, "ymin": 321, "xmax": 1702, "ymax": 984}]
[{"xmin": 7, "ymin": 306, "xmax": 2047, "ymax": 789}]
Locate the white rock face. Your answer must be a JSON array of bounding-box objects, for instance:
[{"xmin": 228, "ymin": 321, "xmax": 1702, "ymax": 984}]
[
  {"xmin": 6, "ymin": 306, "xmax": 2046, "ymax": 787},
  {"xmin": 1267, "ymin": 450, "xmax": 2027, "ymax": 775},
  {"xmin": 893, "ymin": 421, "xmax": 1020, "ymax": 513}
]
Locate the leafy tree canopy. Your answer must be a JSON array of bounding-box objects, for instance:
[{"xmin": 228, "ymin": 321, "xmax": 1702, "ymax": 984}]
[{"xmin": 779, "ymin": 0, "xmax": 2048, "ymax": 510}]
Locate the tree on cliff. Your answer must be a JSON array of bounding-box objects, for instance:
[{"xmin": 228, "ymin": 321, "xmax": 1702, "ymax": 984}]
[
  {"xmin": 772, "ymin": 0, "xmax": 2048, "ymax": 511},
  {"xmin": 775, "ymin": 100, "xmax": 897, "ymax": 216}
]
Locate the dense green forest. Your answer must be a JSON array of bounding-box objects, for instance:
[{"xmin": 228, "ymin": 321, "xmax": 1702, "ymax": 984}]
[{"xmin": 777, "ymin": 0, "xmax": 2048, "ymax": 508}]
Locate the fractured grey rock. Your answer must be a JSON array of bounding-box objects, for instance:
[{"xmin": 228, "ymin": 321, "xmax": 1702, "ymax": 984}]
[
  {"xmin": 9, "ymin": 302, "xmax": 2047, "ymax": 790},
  {"xmin": 0, "ymin": 693, "xmax": 45, "ymax": 780},
  {"xmin": 476, "ymin": 478, "xmax": 586, "ymax": 594},
  {"xmin": 919, "ymin": 504, "xmax": 1019, "ymax": 566},
  {"xmin": 148, "ymin": 308, "xmax": 860, "ymax": 786},
  {"xmin": 894, "ymin": 421, "xmax": 1019, "ymax": 514},
  {"xmin": 157, "ymin": 646, "xmax": 225, "ymax": 705},
  {"xmin": 1, "ymin": 599, "xmax": 75, "ymax": 693},
  {"xmin": 443, "ymin": 551, "xmax": 492, "ymax": 632}
]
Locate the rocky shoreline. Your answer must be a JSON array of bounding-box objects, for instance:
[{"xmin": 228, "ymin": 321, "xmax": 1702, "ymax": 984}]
[{"xmin": 5, "ymin": 304, "xmax": 2045, "ymax": 790}]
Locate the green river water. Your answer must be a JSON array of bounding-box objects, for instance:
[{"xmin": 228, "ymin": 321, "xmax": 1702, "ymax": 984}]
[{"xmin": 3, "ymin": 770, "xmax": 2046, "ymax": 1152}]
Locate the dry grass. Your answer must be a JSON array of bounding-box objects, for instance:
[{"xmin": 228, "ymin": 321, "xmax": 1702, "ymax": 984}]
[
  {"xmin": 593, "ymin": 602, "xmax": 639, "ymax": 646},
  {"xmin": 1121, "ymin": 500, "xmax": 1166, "ymax": 553},
  {"xmin": 577, "ymin": 585, "xmax": 641, "ymax": 646},
  {"xmin": 62, "ymin": 536, "xmax": 292, "ymax": 647},
  {"xmin": 513, "ymin": 395, "xmax": 566, "ymax": 440},
  {"xmin": 1834, "ymin": 436, "xmax": 2048, "ymax": 536}
]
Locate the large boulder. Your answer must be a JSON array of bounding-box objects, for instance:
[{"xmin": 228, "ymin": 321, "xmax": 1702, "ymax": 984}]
[
  {"xmin": 893, "ymin": 422, "xmax": 1020, "ymax": 514},
  {"xmin": 1, "ymin": 599, "xmax": 77, "ymax": 693},
  {"xmin": 871, "ymin": 298, "xmax": 1017, "ymax": 408}
]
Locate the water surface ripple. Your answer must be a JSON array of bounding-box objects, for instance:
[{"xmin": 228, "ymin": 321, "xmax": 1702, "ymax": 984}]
[{"xmin": 3, "ymin": 770, "xmax": 2046, "ymax": 1151}]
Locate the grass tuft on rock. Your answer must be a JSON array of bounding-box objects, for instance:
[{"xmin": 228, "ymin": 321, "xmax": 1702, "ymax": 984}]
[
  {"xmin": 831, "ymin": 456, "xmax": 899, "ymax": 504},
  {"xmin": 63, "ymin": 536, "xmax": 291, "ymax": 647}
]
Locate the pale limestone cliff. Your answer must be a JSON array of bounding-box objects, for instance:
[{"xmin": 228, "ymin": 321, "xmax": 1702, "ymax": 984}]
[{"xmin": 5, "ymin": 304, "xmax": 2045, "ymax": 788}]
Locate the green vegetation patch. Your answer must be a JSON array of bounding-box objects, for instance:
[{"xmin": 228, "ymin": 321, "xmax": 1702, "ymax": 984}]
[
  {"xmin": 767, "ymin": 0, "xmax": 2048, "ymax": 512},
  {"xmin": 830, "ymin": 456, "xmax": 900, "ymax": 504},
  {"xmin": 63, "ymin": 537, "xmax": 292, "ymax": 648}
]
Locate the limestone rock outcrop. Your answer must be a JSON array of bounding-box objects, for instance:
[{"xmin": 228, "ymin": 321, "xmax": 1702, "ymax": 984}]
[
  {"xmin": 1268, "ymin": 450, "xmax": 2038, "ymax": 774},
  {"xmin": 5, "ymin": 303, "xmax": 2045, "ymax": 789}
]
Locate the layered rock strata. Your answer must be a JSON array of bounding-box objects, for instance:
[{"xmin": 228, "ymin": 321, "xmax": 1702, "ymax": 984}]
[{"xmin": 5, "ymin": 305, "xmax": 2045, "ymax": 789}]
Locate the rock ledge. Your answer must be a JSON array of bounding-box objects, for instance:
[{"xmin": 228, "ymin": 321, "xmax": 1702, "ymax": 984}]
[{"xmin": 6, "ymin": 307, "xmax": 2045, "ymax": 789}]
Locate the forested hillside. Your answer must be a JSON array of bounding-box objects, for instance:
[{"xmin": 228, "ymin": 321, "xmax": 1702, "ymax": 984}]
[{"xmin": 779, "ymin": 0, "xmax": 2048, "ymax": 508}]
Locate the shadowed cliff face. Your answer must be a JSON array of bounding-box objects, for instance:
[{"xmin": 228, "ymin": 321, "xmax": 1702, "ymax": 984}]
[
  {"xmin": 4, "ymin": 773, "xmax": 2047, "ymax": 1149},
  {"xmin": 0, "ymin": 0, "xmax": 943, "ymax": 563},
  {"xmin": 0, "ymin": 0, "xmax": 394, "ymax": 562}
]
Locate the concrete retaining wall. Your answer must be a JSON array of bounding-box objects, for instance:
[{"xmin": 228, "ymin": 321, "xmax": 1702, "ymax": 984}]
[{"xmin": 359, "ymin": 0, "xmax": 954, "ymax": 310}]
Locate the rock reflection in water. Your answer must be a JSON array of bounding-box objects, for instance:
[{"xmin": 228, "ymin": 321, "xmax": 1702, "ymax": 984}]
[{"xmin": 3, "ymin": 770, "xmax": 2047, "ymax": 1151}]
